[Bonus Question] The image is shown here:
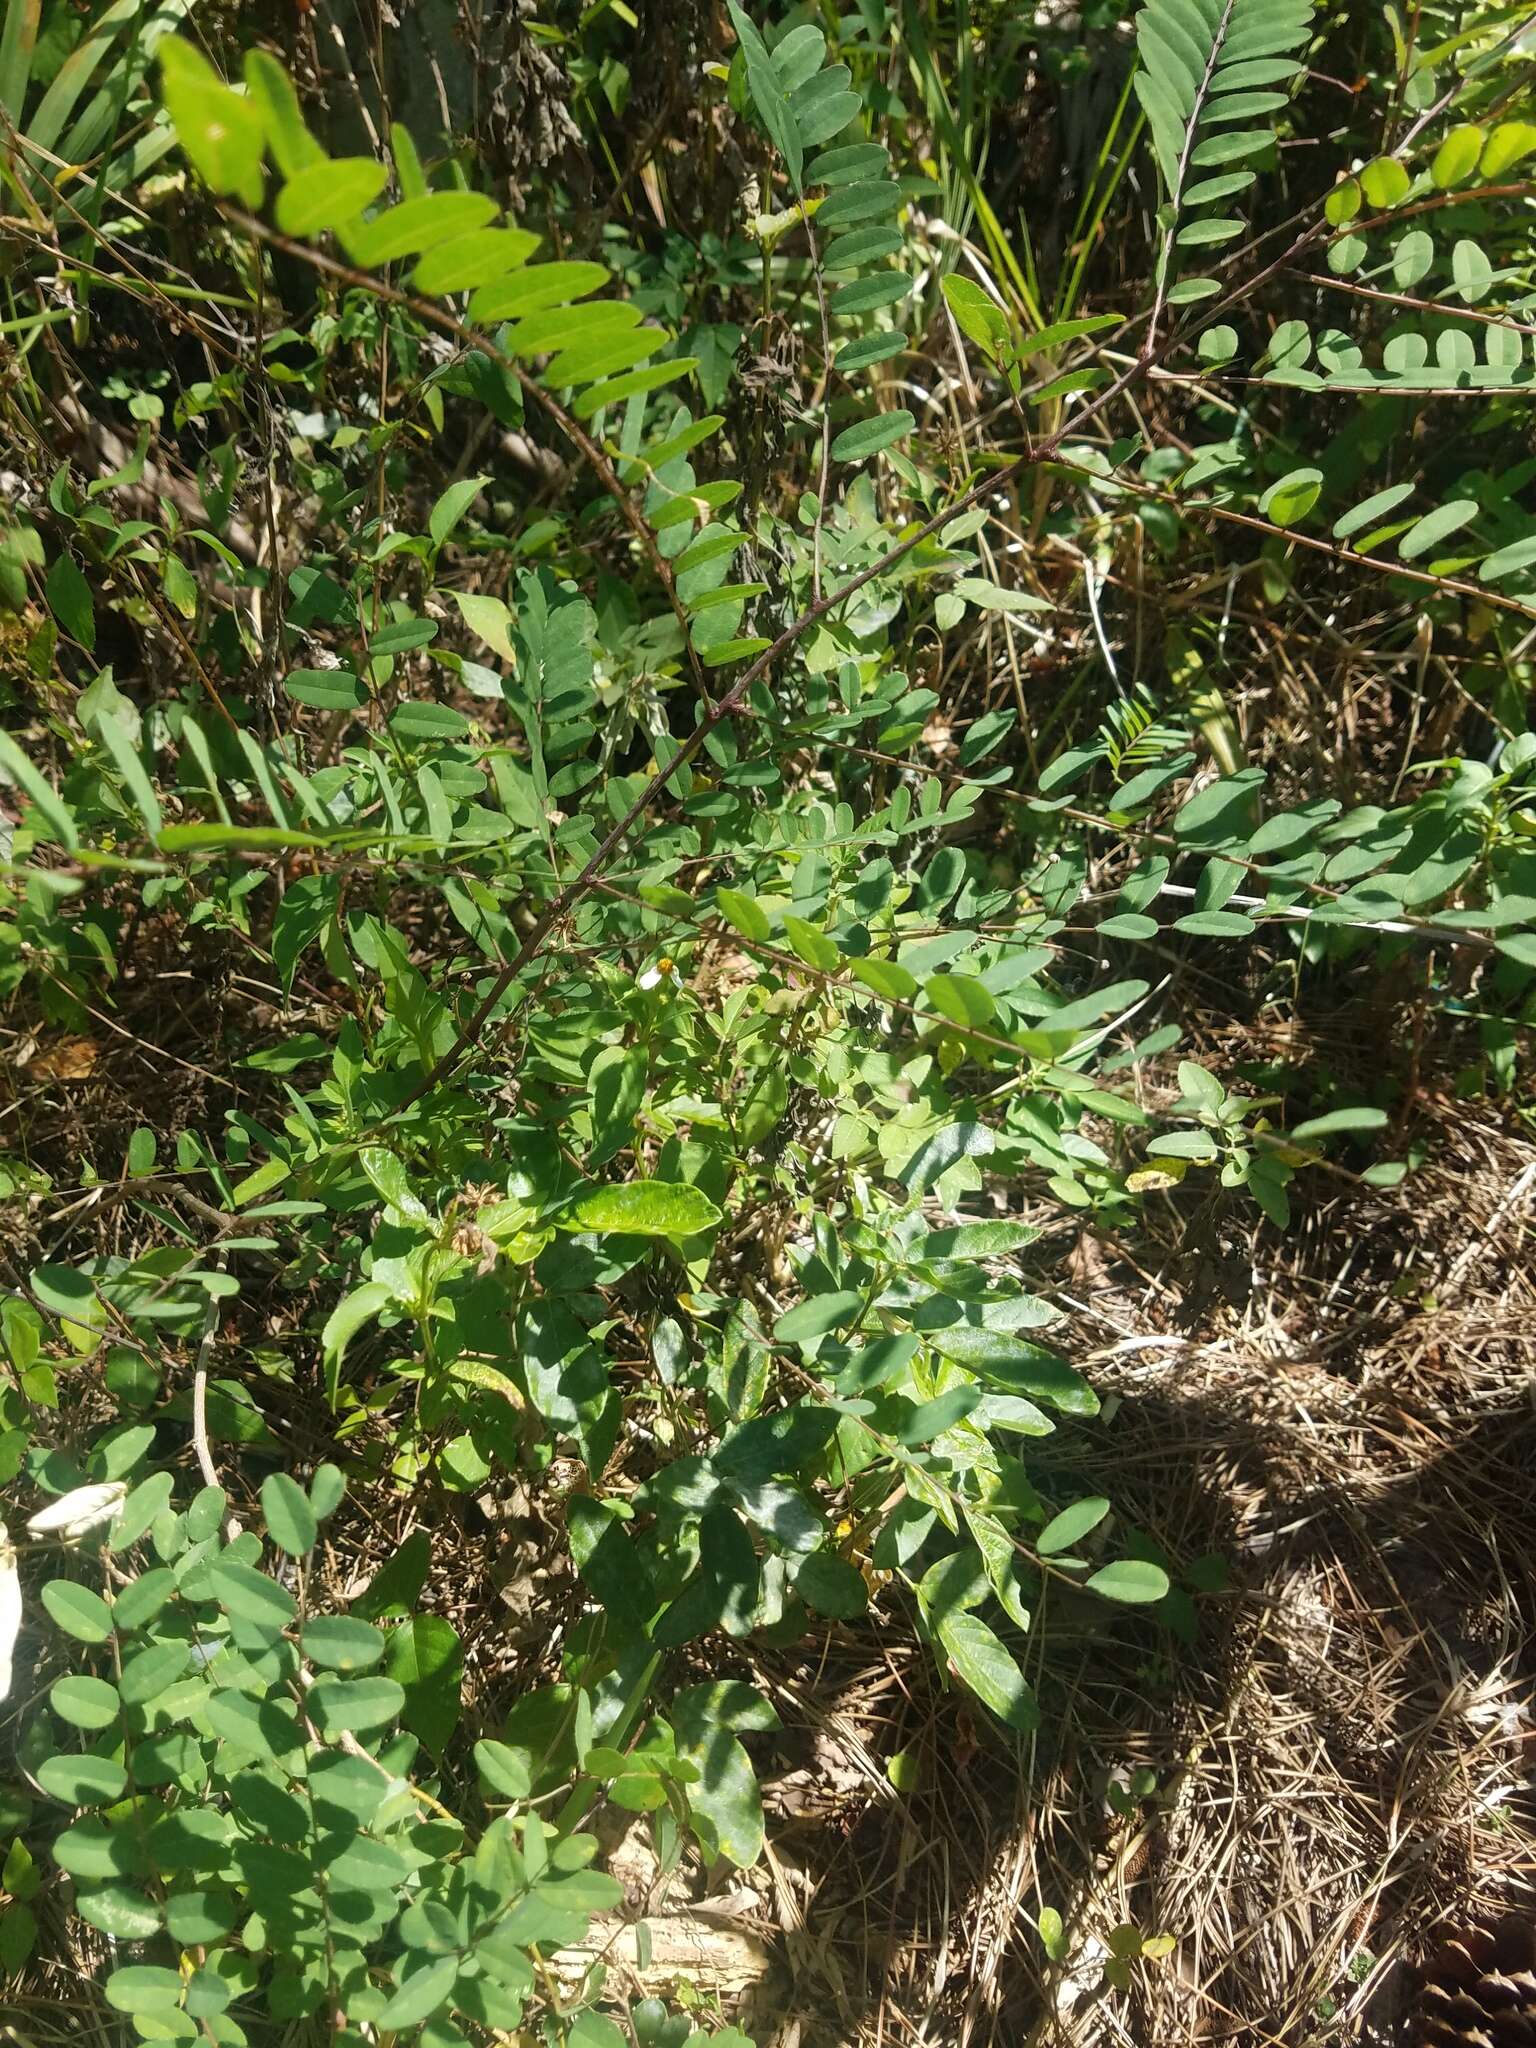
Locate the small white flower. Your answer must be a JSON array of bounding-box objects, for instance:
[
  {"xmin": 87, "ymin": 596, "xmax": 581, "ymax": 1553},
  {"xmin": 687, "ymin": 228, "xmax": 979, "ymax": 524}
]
[
  {"xmin": 637, "ymin": 956, "xmax": 676, "ymax": 993},
  {"xmin": 0, "ymin": 1524, "xmax": 18, "ymax": 1704},
  {"xmin": 26, "ymin": 1480, "xmax": 128, "ymax": 1544}
]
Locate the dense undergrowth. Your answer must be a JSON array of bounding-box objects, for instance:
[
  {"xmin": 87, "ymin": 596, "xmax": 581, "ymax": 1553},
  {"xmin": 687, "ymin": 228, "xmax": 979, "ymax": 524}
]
[{"xmin": 0, "ymin": 0, "xmax": 1534, "ymax": 2041}]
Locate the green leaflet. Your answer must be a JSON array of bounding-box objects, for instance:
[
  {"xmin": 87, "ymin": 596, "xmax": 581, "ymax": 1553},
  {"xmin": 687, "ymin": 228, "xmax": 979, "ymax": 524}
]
[
  {"xmin": 469, "ymin": 260, "xmax": 611, "ymax": 323},
  {"xmin": 1259, "ymin": 466, "xmax": 1323, "ymax": 527},
  {"xmin": 830, "ymin": 410, "xmax": 915, "ymax": 461},
  {"xmin": 158, "ymin": 39, "xmax": 265, "ymax": 208},
  {"xmin": 937, "ymin": 1610, "xmax": 1037, "ymax": 1731},
  {"xmin": 1086, "ymin": 1560, "xmax": 1171, "ymax": 1604},
  {"xmin": 274, "ymin": 157, "xmax": 387, "ymax": 236},
  {"xmin": 346, "ymin": 190, "xmax": 498, "ymax": 264},
  {"xmin": 413, "ymin": 227, "xmax": 540, "ymax": 295},
  {"xmin": 566, "ymin": 1183, "xmax": 721, "ymax": 1238}
]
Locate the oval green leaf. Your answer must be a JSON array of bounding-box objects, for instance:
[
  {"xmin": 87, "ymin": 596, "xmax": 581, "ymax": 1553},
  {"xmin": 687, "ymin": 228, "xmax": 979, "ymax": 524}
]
[
  {"xmin": 50, "ymin": 1675, "xmax": 121, "ymax": 1730},
  {"xmin": 830, "ymin": 410, "xmax": 915, "ymax": 462},
  {"xmin": 1258, "ymin": 466, "xmax": 1323, "ymax": 528},
  {"xmin": 41, "ymin": 1580, "xmax": 115, "ymax": 1644},
  {"xmin": 937, "ymin": 1610, "xmax": 1037, "ymax": 1731},
  {"xmin": 1085, "ymin": 1559, "xmax": 1170, "ymax": 1604},
  {"xmin": 1037, "ymin": 1496, "xmax": 1111, "ymax": 1557},
  {"xmin": 303, "ymin": 1614, "xmax": 386, "ymax": 1671},
  {"xmin": 37, "ymin": 1755, "xmax": 129, "ymax": 1807},
  {"xmin": 567, "ymin": 1182, "xmax": 721, "ymax": 1239},
  {"xmin": 261, "ymin": 1472, "xmax": 318, "ymax": 1557},
  {"xmin": 275, "ymin": 158, "xmax": 388, "ymax": 236}
]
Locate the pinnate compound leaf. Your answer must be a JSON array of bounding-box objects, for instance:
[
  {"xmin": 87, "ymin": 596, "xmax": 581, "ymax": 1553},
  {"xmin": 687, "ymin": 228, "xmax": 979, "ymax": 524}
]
[{"xmin": 726, "ymin": 0, "xmax": 803, "ymax": 189}]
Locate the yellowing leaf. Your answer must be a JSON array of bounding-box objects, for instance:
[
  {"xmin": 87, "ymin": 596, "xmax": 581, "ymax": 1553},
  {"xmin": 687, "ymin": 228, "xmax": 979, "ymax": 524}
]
[
  {"xmin": 452, "ymin": 590, "xmax": 515, "ymax": 663},
  {"xmin": 1359, "ymin": 156, "xmax": 1410, "ymax": 209},
  {"xmin": 567, "ymin": 1182, "xmax": 721, "ymax": 1239},
  {"xmin": 1323, "ymin": 174, "xmax": 1361, "ymax": 225},
  {"xmin": 1481, "ymin": 120, "xmax": 1536, "ymax": 179},
  {"xmin": 1431, "ymin": 124, "xmax": 1482, "ymax": 188},
  {"xmin": 1126, "ymin": 1159, "xmax": 1191, "ymax": 1192}
]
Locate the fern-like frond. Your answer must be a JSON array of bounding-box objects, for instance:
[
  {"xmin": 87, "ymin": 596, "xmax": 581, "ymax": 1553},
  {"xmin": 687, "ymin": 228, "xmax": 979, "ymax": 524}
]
[
  {"xmin": 1098, "ymin": 688, "xmax": 1186, "ymax": 774},
  {"xmin": 1134, "ymin": 0, "xmax": 1314, "ymax": 305},
  {"xmin": 726, "ymin": 4, "xmax": 917, "ymax": 473}
]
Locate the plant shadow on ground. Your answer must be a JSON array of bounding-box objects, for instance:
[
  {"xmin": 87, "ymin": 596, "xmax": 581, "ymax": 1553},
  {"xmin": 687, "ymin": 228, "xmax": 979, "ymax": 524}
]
[{"xmin": 722, "ymin": 1112, "xmax": 1536, "ymax": 2048}]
